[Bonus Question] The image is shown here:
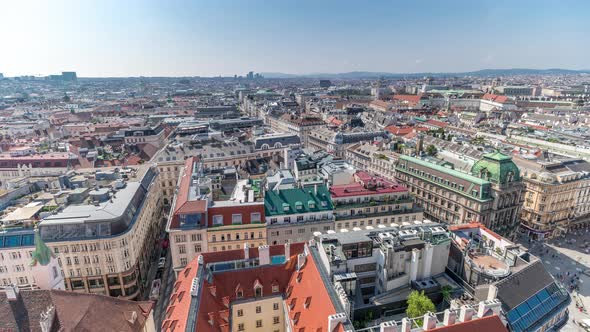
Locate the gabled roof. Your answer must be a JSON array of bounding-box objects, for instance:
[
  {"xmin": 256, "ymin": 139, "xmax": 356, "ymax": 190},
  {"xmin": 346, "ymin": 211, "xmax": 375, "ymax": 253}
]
[
  {"xmin": 0, "ymin": 289, "xmax": 154, "ymax": 332},
  {"xmin": 494, "ymin": 260, "xmax": 554, "ymax": 310}
]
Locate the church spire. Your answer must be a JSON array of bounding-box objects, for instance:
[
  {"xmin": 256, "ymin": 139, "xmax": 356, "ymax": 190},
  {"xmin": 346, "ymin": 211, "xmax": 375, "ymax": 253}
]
[{"xmin": 30, "ymin": 226, "xmax": 53, "ymax": 266}]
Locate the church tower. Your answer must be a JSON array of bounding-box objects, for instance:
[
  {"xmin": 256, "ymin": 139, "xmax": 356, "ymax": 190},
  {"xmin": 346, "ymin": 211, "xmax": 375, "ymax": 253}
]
[{"xmin": 30, "ymin": 227, "xmax": 65, "ymax": 290}]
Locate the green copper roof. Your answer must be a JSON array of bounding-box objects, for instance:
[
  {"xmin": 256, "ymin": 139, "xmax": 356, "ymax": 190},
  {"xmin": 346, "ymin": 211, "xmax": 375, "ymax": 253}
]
[
  {"xmin": 471, "ymin": 151, "xmax": 521, "ymax": 185},
  {"xmin": 30, "ymin": 227, "xmax": 52, "ymax": 266},
  {"xmin": 264, "ymin": 185, "xmax": 333, "ymax": 217}
]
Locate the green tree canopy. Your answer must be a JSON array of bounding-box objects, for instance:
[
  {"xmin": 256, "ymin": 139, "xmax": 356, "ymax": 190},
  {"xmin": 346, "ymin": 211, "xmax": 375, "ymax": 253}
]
[
  {"xmin": 406, "ymin": 290, "xmax": 436, "ymax": 326},
  {"xmin": 426, "ymin": 145, "xmax": 438, "ymax": 156}
]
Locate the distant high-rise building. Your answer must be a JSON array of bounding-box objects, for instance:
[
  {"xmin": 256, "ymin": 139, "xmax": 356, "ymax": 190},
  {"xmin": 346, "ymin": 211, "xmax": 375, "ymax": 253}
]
[
  {"xmin": 61, "ymin": 71, "xmax": 77, "ymax": 81},
  {"xmin": 247, "ymin": 71, "xmax": 254, "ymax": 79},
  {"xmin": 0, "ymin": 73, "xmax": 3, "ymax": 79},
  {"xmin": 319, "ymin": 79, "xmax": 332, "ymax": 88}
]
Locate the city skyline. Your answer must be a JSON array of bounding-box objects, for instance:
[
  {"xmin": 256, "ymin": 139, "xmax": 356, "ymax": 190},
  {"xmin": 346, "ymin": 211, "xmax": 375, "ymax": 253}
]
[{"xmin": 1, "ymin": 0, "xmax": 589, "ymax": 77}]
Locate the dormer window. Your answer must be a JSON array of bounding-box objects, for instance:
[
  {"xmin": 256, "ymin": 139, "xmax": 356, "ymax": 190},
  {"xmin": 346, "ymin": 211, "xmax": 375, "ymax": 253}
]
[
  {"xmin": 254, "ymin": 279, "xmax": 263, "ymax": 297},
  {"xmin": 308, "ymin": 200, "xmax": 315, "ymax": 209},
  {"xmin": 283, "ymin": 203, "xmax": 290, "ymax": 212},
  {"xmin": 295, "ymin": 201, "xmax": 303, "ymax": 210}
]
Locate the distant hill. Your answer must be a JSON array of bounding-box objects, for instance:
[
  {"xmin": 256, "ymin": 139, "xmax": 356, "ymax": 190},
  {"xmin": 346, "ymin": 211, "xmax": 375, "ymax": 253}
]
[{"xmin": 261, "ymin": 68, "xmax": 590, "ymax": 79}]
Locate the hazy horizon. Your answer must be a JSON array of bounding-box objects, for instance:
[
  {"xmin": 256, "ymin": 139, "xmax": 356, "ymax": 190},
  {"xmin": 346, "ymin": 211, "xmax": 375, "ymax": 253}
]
[{"xmin": 1, "ymin": 0, "xmax": 589, "ymax": 77}]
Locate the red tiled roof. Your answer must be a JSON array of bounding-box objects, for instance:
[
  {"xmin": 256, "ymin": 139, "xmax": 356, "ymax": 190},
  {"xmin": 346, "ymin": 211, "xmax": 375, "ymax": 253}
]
[
  {"xmin": 207, "ymin": 203, "xmax": 265, "ymax": 227},
  {"xmin": 393, "ymin": 94, "xmax": 422, "ymax": 105},
  {"xmin": 385, "ymin": 126, "xmax": 414, "ymax": 136},
  {"xmin": 430, "ymin": 315, "xmax": 508, "ymax": 332},
  {"xmin": 170, "ymin": 157, "xmax": 207, "ymax": 229},
  {"xmin": 285, "ymin": 250, "xmax": 344, "ymax": 332},
  {"xmin": 161, "ymin": 264, "xmax": 198, "ymax": 332},
  {"xmin": 330, "ymin": 171, "xmax": 407, "ymax": 198},
  {"xmin": 425, "ymin": 119, "xmax": 448, "ymax": 128},
  {"xmin": 482, "ymin": 93, "xmax": 509, "ymax": 104}
]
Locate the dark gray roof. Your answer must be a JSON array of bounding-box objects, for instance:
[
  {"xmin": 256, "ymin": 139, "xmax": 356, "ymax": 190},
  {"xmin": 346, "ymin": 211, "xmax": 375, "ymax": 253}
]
[{"xmin": 494, "ymin": 260, "xmax": 554, "ymax": 310}]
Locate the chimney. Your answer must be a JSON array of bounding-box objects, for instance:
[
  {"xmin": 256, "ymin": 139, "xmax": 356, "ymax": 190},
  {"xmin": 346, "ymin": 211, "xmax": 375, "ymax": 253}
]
[
  {"xmin": 380, "ymin": 320, "xmax": 398, "ymax": 332},
  {"xmin": 477, "ymin": 299, "xmax": 502, "ymax": 318},
  {"xmin": 284, "ymin": 242, "xmax": 291, "ymax": 260},
  {"xmin": 258, "ymin": 245, "xmax": 270, "ymax": 265},
  {"xmin": 244, "ymin": 243, "xmax": 249, "ymax": 260},
  {"xmin": 459, "ymin": 305, "xmax": 475, "ymax": 322},
  {"xmin": 5, "ymin": 285, "xmax": 20, "ymax": 301},
  {"xmin": 400, "ymin": 318, "xmax": 411, "ymax": 332},
  {"xmin": 443, "ymin": 309, "xmax": 457, "ymax": 326},
  {"xmin": 314, "ymin": 184, "xmax": 318, "ymax": 195},
  {"xmin": 327, "ymin": 313, "xmax": 347, "ymax": 332},
  {"xmin": 297, "ymin": 253, "xmax": 307, "ymax": 271},
  {"xmin": 190, "ymin": 277, "xmax": 200, "ymax": 297},
  {"xmin": 422, "ymin": 312, "xmax": 437, "ymax": 330},
  {"xmin": 486, "ymin": 285, "xmax": 498, "ymax": 301}
]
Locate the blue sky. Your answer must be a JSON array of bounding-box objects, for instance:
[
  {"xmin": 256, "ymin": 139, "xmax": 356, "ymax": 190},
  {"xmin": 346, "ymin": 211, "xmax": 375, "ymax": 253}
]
[{"xmin": 0, "ymin": 0, "xmax": 588, "ymax": 77}]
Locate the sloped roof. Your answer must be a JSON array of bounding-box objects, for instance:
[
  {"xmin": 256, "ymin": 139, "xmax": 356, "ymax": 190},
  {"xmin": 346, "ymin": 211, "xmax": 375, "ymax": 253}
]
[
  {"xmin": 0, "ymin": 289, "xmax": 153, "ymax": 332},
  {"xmin": 494, "ymin": 260, "xmax": 554, "ymax": 310},
  {"xmin": 430, "ymin": 315, "xmax": 507, "ymax": 332}
]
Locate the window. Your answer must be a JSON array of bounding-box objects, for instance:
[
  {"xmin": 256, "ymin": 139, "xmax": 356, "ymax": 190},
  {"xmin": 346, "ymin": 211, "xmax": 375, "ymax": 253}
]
[
  {"xmin": 255, "ymin": 285, "xmax": 262, "ymax": 297},
  {"xmin": 237, "ymin": 290, "xmax": 243, "ymax": 298},
  {"xmin": 232, "ymin": 214, "xmax": 243, "ymax": 224},
  {"xmin": 298, "ymin": 228, "xmax": 305, "ymax": 234},
  {"xmin": 191, "ymin": 233, "xmax": 202, "ymax": 241},
  {"xmin": 297, "ymin": 215, "xmax": 304, "ymax": 221},
  {"xmin": 272, "ymin": 284, "xmax": 279, "ymax": 293},
  {"xmin": 213, "ymin": 215, "xmax": 223, "ymax": 226},
  {"xmin": 273, "ymin": 302, "xmax": 279, "ymax": 310},
  {"xmin": 180, "ymin": 258, "xmax": 188, "ymax": 266},
  {"xmin": 251, "ymin": 212, "xmax": 261, "ymax": 223},
  {"xmin": 256, "ymin": 320, "xmax": 262, "ymax": 328},
  {"xmin": 237, "ymin": 309, "xmax": 243, "ymax": 317},
  {"xmin": 178, "ymin": 245, "xmax": 186, "ymax": 254},
  {"xmin": 256, "ymin": 306, "xmax": 261, "ymax": 313},
  {"xmin": 238, "ymin": 323, "xmax": 245, "ymax": 331},
  {"xmin": 194, "ymin": 244, "xmax": 202, "ymax": 253},
  {"xmin": 273, "ymin": 316, "xmax": 280, "ymax": 324}
]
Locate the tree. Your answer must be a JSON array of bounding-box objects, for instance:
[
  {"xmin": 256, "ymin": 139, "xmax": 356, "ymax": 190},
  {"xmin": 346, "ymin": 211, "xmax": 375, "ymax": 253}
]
[
  {"xmin": 426, "ymin": 145, "xmax": 438, "ymax": 156},
  {"xmin": 406, "ymin": 290, "xmax": 436, "ymax": 327},
  {"xmin": 440, "ymin": 285, "xmax": 453, "ymax": 304}
]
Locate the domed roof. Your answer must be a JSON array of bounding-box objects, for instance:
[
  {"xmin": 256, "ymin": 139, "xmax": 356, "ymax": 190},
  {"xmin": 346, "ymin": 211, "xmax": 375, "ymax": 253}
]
[{"xmin": 471, "ymin": 151, "xmax": 521, "ymax": 185}]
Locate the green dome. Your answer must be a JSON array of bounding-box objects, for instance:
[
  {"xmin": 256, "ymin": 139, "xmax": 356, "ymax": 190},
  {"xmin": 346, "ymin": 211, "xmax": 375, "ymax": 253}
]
[{"xmin": 471, "ymin": 151, "xmax": 521, "ymax": 185}]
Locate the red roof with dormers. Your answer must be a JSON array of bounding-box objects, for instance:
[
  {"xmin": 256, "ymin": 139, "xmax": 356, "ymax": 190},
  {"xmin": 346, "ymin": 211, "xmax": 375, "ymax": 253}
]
[
  {"xmin": 207, "ymin": 203, "xmax": 265, "ymax": 227},
  {"xmin": 162, "ymin": 243, "xmax": 345, "ymax": 332},
  {"xmin": 284, "ymin": 251, "xmax": 345, "ymax": 332},
  {"xmin": 385, "ymin": 126, "xmax": 414, "ymax": 136}
]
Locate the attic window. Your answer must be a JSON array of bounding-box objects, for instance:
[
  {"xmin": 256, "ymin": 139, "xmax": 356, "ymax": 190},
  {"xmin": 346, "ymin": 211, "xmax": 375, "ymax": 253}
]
[
  {"xmin": 296, "ymin": 271, "xmax": 303, "ymax": 283},
  {"xmin": 304, "ymin": 296, "xmax": 312, "ymax": 309},
  {"xmin": 236, "ymin": 290, "xmax": 243, "ymax": 298},
  {"xmin": 321, "ymin": 200, "xmax": 327, "ymax": 207},
  {"xmin": 254, "ymin": 284, "xmax": 263, "ymax": 297},
  {"xmin": 295, "ymin": 201, "xmax": 303, "ymax": 210},
  {"xmin": 272, "ymin": 284, "xmax": 279, "ymax": 293},
  {"xmin": 290, "ymin": 298, "xmax": 297, "ymax": 310},
  {"xmin": 283, "ymin": 203, "xmax": 290, "ymax": 211},
  {"xmin": 308, "ymin": 200, "xmax": 315, "ymax": 209}
]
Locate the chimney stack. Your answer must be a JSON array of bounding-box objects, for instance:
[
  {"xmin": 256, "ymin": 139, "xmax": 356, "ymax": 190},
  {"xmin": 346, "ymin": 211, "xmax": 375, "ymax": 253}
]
[
  {"xmin": 5, "ymin": 285, "xmax": 19, "ymax": 301},
  {"xmin": 258, "ymin": 245, "xmax": 270, "ymax": 265},
  {"xmin": 244, "ymin": 243, "xmax": 250, "ymax": 260},
  {"xmin": 327, "ymin": 313, "xmax": 347, "ymax": 332},
  {"xmin": 459, "ymin": 305, "xmax": 475, "ymax": 322},
  {"xmin": 443, "ymin": 309, "xmax": 457, "ymax": 326},
  {"xmin": 422, "ymin": 312, "xmax": 437, "ymax": 330},
  {"xmin": 380, "ymin": 320, "xmax": 398, "ymax": 332},
  {"xmin": 284, "ymin": 242, "xmax": 291, "ymax": 260},
  {"xmin": 400, "ymin": 318, "xmax": 411, "ymax": 332},
  {"xmin": 297, "ymin": 253, "xmax": 307, "ymax": 271},
  {"xmin": 477, "ymin": 299, "xmax": 502, "ymax": 318}
]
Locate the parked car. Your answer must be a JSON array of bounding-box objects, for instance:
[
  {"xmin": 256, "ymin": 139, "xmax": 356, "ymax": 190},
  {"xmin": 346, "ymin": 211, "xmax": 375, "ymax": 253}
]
[{"xmin": 150, "ymin": 279, "xmax": 161, "ymax": 301}]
